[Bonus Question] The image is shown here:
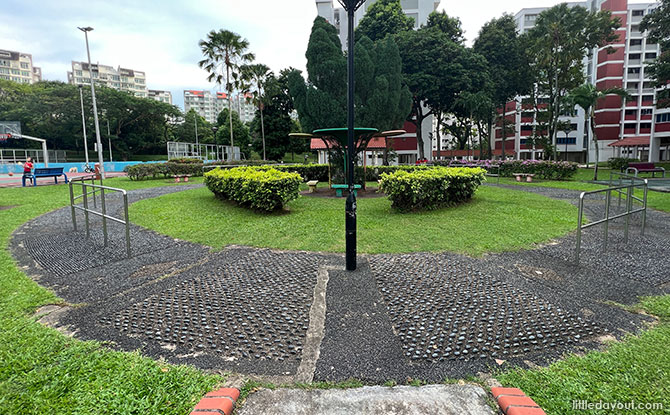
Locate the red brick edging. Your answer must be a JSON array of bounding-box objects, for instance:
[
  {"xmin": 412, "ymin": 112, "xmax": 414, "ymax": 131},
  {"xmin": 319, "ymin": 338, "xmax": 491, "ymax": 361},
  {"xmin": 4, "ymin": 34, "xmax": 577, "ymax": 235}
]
[
  {"xmin": 191, "ymin": 387, "xmax": 240, "ymax": 415},
  {"xmin": 491, "ymin": 387, "xmax": 546, "ymax": 415}
]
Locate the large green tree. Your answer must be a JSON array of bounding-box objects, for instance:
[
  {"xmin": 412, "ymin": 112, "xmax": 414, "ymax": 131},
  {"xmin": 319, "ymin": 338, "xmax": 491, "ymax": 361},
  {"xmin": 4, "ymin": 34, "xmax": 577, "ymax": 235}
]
[
  {"xmin": 524, "ymin": 4, "xmax": 620, "ymax": 159},
  {"xmin": 198, "ymin": 30, "xmax": 255, "ymax": 150},
  {"xmin": 473, "ymin": 14, "xmax": 531, "ymax": 158},
  {"xmin": 288, "ymin": 17, "xmax": 410, "ymax": 167},
  {"xmin": 396, "ymin": 23, "xmax": 484, "ymax": 159},
  {"xmin": 640, "ymin": 0, "xmax": 670, "ymax": 107},
  {"xmin": 355, "ymin": 0, "xmax": 415, "ymax": 41}
]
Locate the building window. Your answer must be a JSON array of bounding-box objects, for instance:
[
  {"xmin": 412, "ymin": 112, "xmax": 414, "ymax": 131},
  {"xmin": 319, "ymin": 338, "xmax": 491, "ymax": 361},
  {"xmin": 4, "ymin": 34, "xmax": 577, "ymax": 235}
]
[
  {"xmin": 628, "ymin": 67, "xmax": 641, "ymax": 74},
  {"xmin": 632, "ymin": 10, "xmax": 644, "ymax": 16},
  {"xmin": 20, "ymin": 62, "xmax": 29, "ymax": 69},
  {"xmin": 645, "ymin": 52, "xmax": 657, "ymax": 60},
  {"xmin": 630, "ymin": 39, "xmax": 642, "ymax": 46},
  {"xmin": 656, "ymin": 113, "xmax": 670, "ymax": 122},
  {"xmin": 629, "ymin": 53, "xmax": 641, "ymax": 60},
  {"xmin": 642, "ymin": 95, "xmax": 654, "ymax": 102},
  {"xmin": 557, "ymin": 136, "xmax": 576, "ymax": 145},
  {"xmin": 625, "ymin": 109, "xmax": 637, "ymax": 116},
  {"xmin": 641, "ymin": 108, "xmax": 653, "ymax": 115}
]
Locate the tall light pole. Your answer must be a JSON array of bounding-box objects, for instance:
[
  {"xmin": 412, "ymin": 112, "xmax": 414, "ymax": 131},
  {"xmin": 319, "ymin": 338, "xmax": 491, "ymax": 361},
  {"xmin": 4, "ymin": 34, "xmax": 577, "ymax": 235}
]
[
  {"xmin": 107, "ymin": 119, "xmax": 113, "ymax": 162},
  {"xmin": 194, "ymin": 114, "xmax": 199, "ymax": 158},
  {"xmin": 78, "ymin": 85, "xmax": 90, "ymax": 168},
  {"xmin": 338, "ymin": 0, "xmax": 365, "ymax": 271},
  {"xmin": 79, "ymin": 26, "xmax": 105, "ymax": 180}
]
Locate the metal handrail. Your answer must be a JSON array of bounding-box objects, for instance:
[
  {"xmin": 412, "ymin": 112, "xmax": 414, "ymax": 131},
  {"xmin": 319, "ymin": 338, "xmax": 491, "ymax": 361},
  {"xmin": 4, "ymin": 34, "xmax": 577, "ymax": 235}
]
[
  {"xmin": 69, "ymin": 179, "xmax": 131, "ymax": 258},
  {"xmin": 575, "ymin": 177, "xmax": 648, "ymax": 264}
]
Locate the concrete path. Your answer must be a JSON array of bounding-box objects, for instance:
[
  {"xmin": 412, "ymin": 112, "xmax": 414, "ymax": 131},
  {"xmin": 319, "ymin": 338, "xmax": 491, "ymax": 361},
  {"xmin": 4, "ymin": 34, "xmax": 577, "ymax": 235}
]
[
  {"xmin": 236, "ymin": 385, "xmax": 495, "ymax": 415},
  {"xmin": 10, "ymin": 182, "xmax": 670, "ymax": 387}
]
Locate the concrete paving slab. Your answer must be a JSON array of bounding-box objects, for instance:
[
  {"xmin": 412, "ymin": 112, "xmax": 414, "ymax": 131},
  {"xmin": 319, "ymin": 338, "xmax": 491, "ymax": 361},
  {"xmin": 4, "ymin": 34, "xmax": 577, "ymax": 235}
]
[{"xmin": 236, "ymin": 384, "xmax": 496, "ymax": 415}]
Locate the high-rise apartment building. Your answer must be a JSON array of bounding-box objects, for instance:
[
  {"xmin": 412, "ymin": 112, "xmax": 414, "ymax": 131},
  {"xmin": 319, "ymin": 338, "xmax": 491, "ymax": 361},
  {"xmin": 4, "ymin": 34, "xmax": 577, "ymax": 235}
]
[
  {"xmin": 68, "ymin": 61, "xmax": 147, "ymax": 98},
  {"xmin": 0, "ymin": 49, "xmax": 42, "ymax": 84},
  {"xmin": 500, "ymin": 0, "xmax": 668, "ymax": 163},
  {"xmin": 183, "ymin": 90, "xmax": 256, "ymax": 124},
  {"xmin": 148, "ymin": 89, "xmax": 173, "ymax": 105}
]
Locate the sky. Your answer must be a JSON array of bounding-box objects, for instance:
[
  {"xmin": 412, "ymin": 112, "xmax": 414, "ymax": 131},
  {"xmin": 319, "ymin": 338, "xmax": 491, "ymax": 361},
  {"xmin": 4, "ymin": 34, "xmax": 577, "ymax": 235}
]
[{"xmin": 0, "ymin": 0, "xmax": 647, "ymax": 110}]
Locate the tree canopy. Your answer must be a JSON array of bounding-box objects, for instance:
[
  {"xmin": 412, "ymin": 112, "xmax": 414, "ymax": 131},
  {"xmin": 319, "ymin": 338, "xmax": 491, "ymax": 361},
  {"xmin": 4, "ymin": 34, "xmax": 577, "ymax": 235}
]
[
  {"xmin": 0, "ymin": 80, "xmax": 181, "ymax": 158},
  {"xmin": 355, "ymin": 0, "xmax": 415, "ymax": 41}
]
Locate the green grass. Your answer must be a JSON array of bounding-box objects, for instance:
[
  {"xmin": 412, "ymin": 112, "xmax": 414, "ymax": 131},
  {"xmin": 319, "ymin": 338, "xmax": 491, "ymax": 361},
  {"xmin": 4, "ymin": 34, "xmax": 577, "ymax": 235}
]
[
  {"xmin": 0, "ymin": 176, "xmax": 222, "ymax": 415},
  {"xmin": 498, "ymin": 167, "xmax": 670, "ymax": 213},
  {"xmin": 497, "ymin": 295, "xmax": 670, "ymax": 415},
  {"xmin": 130, "ymin": 185, "xmax": 578, "ymax": 256}
]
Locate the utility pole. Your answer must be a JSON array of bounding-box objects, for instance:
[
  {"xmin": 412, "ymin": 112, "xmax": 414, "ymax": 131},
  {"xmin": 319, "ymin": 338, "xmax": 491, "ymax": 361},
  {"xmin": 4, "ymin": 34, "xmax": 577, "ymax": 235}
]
[
  {"xmin": 78, "ymin": 85, "xmax": 90, "ymax": 168},
  {"xmin": 79, "ymin": 26, "xmax": 105, "ymax": 180},
  {"xmin": 107, "ymin": 119, "xmax": 113, "ymax": 162}
]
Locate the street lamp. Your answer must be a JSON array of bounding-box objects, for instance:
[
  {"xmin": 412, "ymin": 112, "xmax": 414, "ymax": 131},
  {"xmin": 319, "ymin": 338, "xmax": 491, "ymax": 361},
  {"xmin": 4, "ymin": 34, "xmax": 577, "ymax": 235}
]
[
  {"xmin": 78, "ymin": 26, "xmax": 105, "ymax": 180},
  {"xmin": 338, "ymin": 0, "xmax": 366, "ymax": 271},
  {"xmin": 77, "ymin": 85, "xmax": 90, "ymax": 169}
]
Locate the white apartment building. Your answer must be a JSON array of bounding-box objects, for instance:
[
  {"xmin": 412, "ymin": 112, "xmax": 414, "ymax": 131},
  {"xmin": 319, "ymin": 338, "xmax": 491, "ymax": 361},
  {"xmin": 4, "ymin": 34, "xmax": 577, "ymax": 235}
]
[
  {"xmin": 148, "ymin": 89, "xmax": 173, "ymax": 105},
  {"xmin": 500, "ymin": 0, "xmax": 668, "ymax": 163},
  {"xmin": 184, "ymin": 90, "xmax": 256, "ymax": 124},
  {"xmin": 68, "ymin": 62, "xmax": 147, "ymax": 98},
  {"xmin": 0, "ymin": 49, "xmax": 42, "ymax": 84},
  {"xmin": 316, "ymin": 0, "xmax": 440, "ymax": 163}
]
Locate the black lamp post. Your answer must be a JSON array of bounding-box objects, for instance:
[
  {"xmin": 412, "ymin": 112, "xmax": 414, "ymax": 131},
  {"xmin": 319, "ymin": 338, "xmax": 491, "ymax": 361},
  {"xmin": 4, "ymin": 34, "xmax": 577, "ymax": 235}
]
[{"xmin": 338, "ymin": 0, "xmax": 365, "ymax": 271}]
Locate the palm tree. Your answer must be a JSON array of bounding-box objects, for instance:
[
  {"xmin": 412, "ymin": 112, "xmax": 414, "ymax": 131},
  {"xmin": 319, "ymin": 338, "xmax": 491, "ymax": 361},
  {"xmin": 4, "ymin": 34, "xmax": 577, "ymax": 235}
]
[
  {"xmin": 241, "ymin": 63, "xmax": 272, "ymax": 160},
  {"xmin": 198, "ymin": 30, "xmax": 255, "ymax": 153},
  {"xmin": 567, "ymin": 84, "xmax": 629, "ymax": 180}
]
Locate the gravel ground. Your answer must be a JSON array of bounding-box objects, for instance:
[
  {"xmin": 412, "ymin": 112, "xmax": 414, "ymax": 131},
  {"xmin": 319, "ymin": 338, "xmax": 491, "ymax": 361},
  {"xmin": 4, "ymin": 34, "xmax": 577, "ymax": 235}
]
[{"xmin": 10, "ymin": 183, "xmax": 669, "ymax": 382}]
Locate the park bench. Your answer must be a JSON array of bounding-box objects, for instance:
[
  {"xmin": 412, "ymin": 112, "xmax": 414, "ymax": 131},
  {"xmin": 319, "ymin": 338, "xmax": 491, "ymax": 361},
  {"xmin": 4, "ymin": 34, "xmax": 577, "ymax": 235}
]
[
  {"xmin": 22, "ymin": 167, "xmax": 68, "ymax": 187},
  {"xmin": 306, "ymin": 180, "xmax": 319, "ymax": 193},
  {"xmin": 626, "ymin": 162, "xmax": 666, "ymax": 178},
  {"xmin": 332, "ymin": 184, "xmax": 362, "ymax": 197},
  {"xmin": 512, "ymin": 173, "xmax": 535, "ymax": 182},
  {"xmin": 172, "ymin": 174, "xmax": 192, "ymax": 183}
]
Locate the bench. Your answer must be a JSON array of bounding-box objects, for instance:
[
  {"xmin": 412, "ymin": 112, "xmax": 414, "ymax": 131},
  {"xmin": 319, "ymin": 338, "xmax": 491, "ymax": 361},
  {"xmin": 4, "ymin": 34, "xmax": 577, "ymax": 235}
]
[
  {"xmin": 306, "ymin": 180, "xmax": 319, "ymax": 193},
  {"xmin": 626, "ymin": 162, "xmax": 666, "ymax": 178},
  {"xmin": 23, "ymin": 167, "xmax": 68, "ymax": 187},
  {"xmin": 512, "ymin": 173, "xmax": 535, "ymax": 182},
  {"xmin": 172, "ymin": 174, "xmax": 193, "ymax": 183},
  {"xmin": 332, "ymin": 184, "xmax": 362, "ymax": 197}
]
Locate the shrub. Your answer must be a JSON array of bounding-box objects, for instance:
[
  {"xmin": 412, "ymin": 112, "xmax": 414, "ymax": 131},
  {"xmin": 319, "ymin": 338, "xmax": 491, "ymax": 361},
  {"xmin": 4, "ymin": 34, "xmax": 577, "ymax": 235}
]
[
  {"xmin": 124, "ymin": 162, "xmax": 204, "ymax": 181},
  {"xmin": 379, "ymin": 167, "xmax": 486, "ymax": 212},
  {"xmin": 608, "ymin": 157, "xmax": 639, "ymax": 172},
  {"xmin": 436, "ymin": 159, "xmax": 578, "ymax": 180},
  {"xmin": 169, "ymin": 157, "xmax": 204, "ymax": 164},
  {"xmin": 204, "ymin": 167, "xmax": 302, "ymax": 211}
]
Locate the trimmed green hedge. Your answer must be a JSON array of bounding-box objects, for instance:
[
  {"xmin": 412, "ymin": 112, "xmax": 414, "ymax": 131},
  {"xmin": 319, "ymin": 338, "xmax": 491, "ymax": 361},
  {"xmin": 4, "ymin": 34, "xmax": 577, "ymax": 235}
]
[
  {"xmin": 608, "ymin": 157, "xmax": 640, "ymax": 171},
  {"xmin": 124, "ymin": 162, "xmax": 204, "ymax": 181},
  {"xmin": 379, "ymin": 167, "xmax": 486, "ymax": 212},
  {"xmin": 440, "ymin": 160, "xmax": 578, "ymax": 180},
  {"xmin": 204, "ymin": 167, "xmax": 302, "ymax": 211}
]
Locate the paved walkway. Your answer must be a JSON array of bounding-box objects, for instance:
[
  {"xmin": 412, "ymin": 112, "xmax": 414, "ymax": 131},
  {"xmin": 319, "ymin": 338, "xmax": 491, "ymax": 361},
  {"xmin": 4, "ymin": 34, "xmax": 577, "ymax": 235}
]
[{"xmin": 10, "ymin": 183, "xmax": 670, "ymax": 388}]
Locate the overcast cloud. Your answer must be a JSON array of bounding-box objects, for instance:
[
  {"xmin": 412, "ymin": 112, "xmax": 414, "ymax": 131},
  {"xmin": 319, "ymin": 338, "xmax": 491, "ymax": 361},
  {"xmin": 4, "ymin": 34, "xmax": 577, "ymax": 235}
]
[{"xmin": 0, "ymin": 0, "xmax": 649, "ymax": 110}]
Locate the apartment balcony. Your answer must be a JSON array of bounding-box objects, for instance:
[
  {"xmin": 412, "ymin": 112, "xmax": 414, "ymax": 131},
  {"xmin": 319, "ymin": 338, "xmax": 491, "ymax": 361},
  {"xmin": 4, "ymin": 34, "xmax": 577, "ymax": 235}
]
[
  {"xmin": 624, "ymin": 128, "xmax": 637, "ymax": 134},
  {"xmin": 627, "ymin": 72, "xmax": 641, "ymax": 79},
  {"xmin": 640, "ymin": 127, "xmax": 652, "ymax": 134},
  {"xmin": 629, "ymin": 44, "xmax": 642, "ymax": 51},
  {"xmin": 628, "ymin": 58, "xmax": 641, "ymax": 65}
]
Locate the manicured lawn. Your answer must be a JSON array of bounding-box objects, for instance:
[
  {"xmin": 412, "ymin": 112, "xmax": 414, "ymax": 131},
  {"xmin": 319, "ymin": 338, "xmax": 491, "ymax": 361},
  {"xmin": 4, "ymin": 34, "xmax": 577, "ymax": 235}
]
[
  {"xmin": 498, "ymin": 167, "xmax": 670, "ymax": 213},
  {"xmin": 130, "ymin": 185, "xmax": 578, "ymax": 256},
  {"xmin": 498, "ymin": 295, "xmax": 670, "ymax": 415},
  {"xmin": 0, "ymin": 177, "xmax": 222, "ymax": 415}
]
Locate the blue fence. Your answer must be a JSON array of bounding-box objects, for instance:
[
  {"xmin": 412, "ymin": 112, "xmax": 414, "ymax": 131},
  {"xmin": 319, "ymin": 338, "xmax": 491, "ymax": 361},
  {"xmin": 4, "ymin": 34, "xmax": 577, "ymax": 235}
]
[{"xmin": 0, "ymin": 161, "xmax": 163, "ymax": 174}]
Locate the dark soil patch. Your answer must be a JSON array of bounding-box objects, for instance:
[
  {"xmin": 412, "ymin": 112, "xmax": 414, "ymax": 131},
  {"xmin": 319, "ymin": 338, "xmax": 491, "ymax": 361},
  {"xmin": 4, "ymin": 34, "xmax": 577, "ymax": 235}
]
[{"xmin": 300, "ymin": 187, "xmax": 386, "ymax": 199}]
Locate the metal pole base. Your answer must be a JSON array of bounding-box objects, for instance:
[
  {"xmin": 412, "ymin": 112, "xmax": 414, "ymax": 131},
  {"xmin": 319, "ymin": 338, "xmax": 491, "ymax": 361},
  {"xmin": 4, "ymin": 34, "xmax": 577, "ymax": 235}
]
[{"xmin": 345, "ymin": 192, "xmax": 357, "ymax": 270}]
